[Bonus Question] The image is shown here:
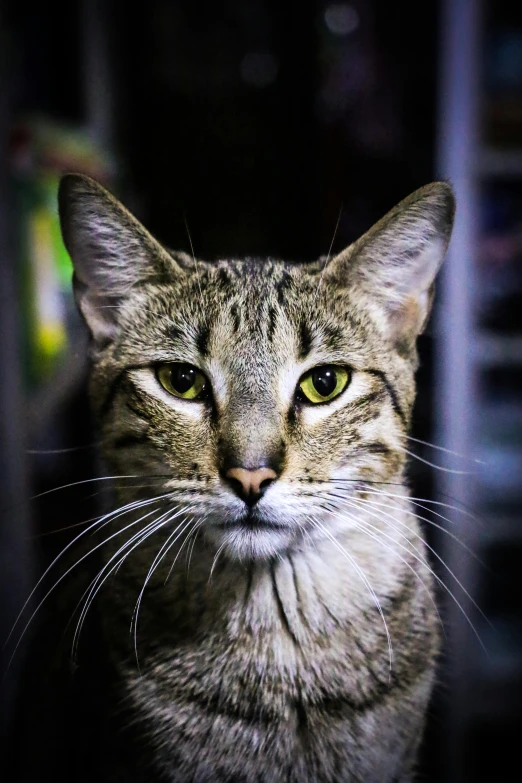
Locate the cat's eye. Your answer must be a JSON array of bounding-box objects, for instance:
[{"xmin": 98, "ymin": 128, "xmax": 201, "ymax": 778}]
[
  {"xmin": 156, "ymin": 363, "xmax": 207, "ymax": 400},
  {"xmin": 298, "ymin": 365, "xmax": 350, "ymax": 405}
]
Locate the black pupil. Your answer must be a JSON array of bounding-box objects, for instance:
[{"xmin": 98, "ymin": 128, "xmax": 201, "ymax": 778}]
[
  {"xmin": 172, "ymin": 364, "xmax": 196, "ymax": 393},
  {"xmin": 312, "ymin": 367, "xmax": 337, "ymax": 397}
]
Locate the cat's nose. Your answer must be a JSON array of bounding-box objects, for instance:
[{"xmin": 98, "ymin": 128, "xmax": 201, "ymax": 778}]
[{"xmin": 224, "ymin": 466, "xmax": 277, "ymax": 507}]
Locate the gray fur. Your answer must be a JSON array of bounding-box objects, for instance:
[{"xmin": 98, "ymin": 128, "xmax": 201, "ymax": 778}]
[{"xmin": 58, "ymin": 174, "xmax": 455, "ymax": 782}]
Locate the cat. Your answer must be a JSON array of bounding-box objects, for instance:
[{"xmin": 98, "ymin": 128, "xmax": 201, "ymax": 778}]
[{"xmin": 11, "ymin": 174, "xmax": 455, "ymax": 782}]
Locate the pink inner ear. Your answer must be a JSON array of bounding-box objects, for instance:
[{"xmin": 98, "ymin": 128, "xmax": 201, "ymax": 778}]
[{"xmin": 388, "ymin": 293, "xmax": 428, "ymax": 347}]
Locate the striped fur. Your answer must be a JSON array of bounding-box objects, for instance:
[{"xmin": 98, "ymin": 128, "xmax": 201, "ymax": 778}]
[{"xmin": 58, "ymin": 174, "xmax": 455, "ymax": 782}]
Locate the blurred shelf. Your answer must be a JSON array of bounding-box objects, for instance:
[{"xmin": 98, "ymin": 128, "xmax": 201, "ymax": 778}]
[
  {"xmin": 466, "ymin": 620, "xmax": 522, "ymax": 718},
  {"xmin": 472, "ymin": 333, "xmax": 522, "ymax": 365},
  {"xmin": 478, "ymin": 147, "xmax": 522, "ymax": 178},
  {"xmin": 27, "ymin": 336, "xmax": 88, "ymax": 436},
  {"xmin": 472, "ymin": 512, "xmax": 522, "ymax": 543},
  {"xmin": 467, "ymin": 671, "xmax": 522, "ymax": 719},
  {"xmin": 478, "ymin": 402, "xmax": 522, "ymax": 430}
]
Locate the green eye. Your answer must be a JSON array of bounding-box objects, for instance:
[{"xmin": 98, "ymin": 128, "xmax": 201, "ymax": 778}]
[
  {"xmin": 156, "ymin": 363, "xmax": 207, "ymax": 400},
  {"xmin": 298, "ymin": 365, "xmax": 350, "ymax": 404}
]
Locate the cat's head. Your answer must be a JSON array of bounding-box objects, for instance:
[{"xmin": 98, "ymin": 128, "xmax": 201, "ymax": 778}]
[{"xmin": 59, "ymin": 175, "xmax": 454, "ymax": 561}]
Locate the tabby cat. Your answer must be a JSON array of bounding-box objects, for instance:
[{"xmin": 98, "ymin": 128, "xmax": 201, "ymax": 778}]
[{"xmin": 48, "ymin": 174, "xmax": 454, "ymax": 781}]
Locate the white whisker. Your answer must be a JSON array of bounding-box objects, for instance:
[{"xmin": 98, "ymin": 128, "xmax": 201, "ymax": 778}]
[
  {"xmin": 320, "ymin": 499, "xmax": 445, "ymax": 634},
  {"xmin": 71, "ymin": 503, "xmax": 183, "ymax": 659},
  {"xmin": 351, "ymin": 494, "xmax": 485, "ymax": 567},
  {"xmin": 28, "ymin": 475, "xmax": 146, "ymax": 502},
  {"xmin": 340, "ymin": 494, "xmax": 489, "ymax": 623},
  {"xmin": 183, "ymin": 213, "xmax": 207, "ymax": 322},
  {"xmin": 328, "ymin": 493, "xmax": 490, "ymax": 654},
  {"xmin": 4, "ymin": 492, "xmax": 172, "ymax": 658},
  {"xmin": 308, "ymin": 204, "xmax": 343, "ymax": 316},
  {"xmin": 405, "ymin": 435, "xmax": 485, "ymax": 464},
  {"xmin": 208, "ymin": 541, "xmax": 227, "ymax": 582},
  {"xmin": 350, "ymin": 484, "xmax": 480, "ymax": 523},
  {"xmin": 185, "ymin": 525, "xmax": 201, "ymax": 577},
  {"xmin": 310, "ymin": 516, "xmax": 393, "ymax": 674},
  {"xmin": 397, "ymin": 444, "xmax": 474, "ymax": 475},
  {"xmin": 132, "ymin": 511, "xmax": 200, "ymax": 670}
]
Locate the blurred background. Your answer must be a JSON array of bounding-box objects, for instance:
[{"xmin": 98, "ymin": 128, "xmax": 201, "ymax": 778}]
[{"xmin": 0, "ymin": 0, "xmax": 521, "ymax": 780}]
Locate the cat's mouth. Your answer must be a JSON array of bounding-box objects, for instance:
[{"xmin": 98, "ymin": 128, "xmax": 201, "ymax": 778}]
[
  {"xmin": 213, "ymin": 509, "xmax": 284, "ymax": 532},
  {"xmin": 205, "ymin": 506, "xmax": 298, "ymax": 559}
]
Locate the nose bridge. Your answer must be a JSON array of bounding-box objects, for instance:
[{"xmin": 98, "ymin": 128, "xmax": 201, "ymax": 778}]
[
  {"xmin": 218, "ymin": 400, "xmax": 285, "ymax": 472},
  {"xmin": 217, "ymin": 340, "xmax": 286, "ymax": 470}
]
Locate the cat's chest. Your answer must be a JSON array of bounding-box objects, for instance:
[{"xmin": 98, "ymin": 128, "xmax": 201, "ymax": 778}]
[
  {"xmin": 110, "ymin": 555, "xmax": 432, "ymax": 782},
  {"xmin": 122, "ymin": 629, "xmax": 425, "ymax": 783},
  {"xmin": 125, "ymin": 555, "xmax": 392, "ymax": 714},
  {"xmin": 124, "ymin": 577, "xmax": 394, "ymax": 735}
]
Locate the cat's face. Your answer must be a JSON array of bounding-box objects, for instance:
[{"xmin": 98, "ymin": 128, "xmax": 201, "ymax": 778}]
[{"xmin": 59, "ymin": 176, "xmax": 454, "ymax": 561}]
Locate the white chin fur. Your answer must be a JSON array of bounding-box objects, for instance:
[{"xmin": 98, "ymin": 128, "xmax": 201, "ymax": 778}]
[{"xmin": 204, "ymin": 524, "xmax": 297, "ymax": 561}]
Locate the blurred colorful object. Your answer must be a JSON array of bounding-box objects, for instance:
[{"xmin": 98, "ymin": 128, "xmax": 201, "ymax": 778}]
[{"xmin": 10, "ymin": 118, "xmax": 114, "ymax": 387}]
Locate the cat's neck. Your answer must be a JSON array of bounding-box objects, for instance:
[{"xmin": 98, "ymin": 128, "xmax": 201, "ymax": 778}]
[{"xmin": 101, "ymin": 496, "xmax": 417, "ymax": 663}]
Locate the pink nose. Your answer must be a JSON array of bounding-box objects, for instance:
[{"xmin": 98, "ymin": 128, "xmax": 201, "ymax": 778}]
[{"xmin": 225, "ymin": 467, "xmax": 277, "ymax": 506}]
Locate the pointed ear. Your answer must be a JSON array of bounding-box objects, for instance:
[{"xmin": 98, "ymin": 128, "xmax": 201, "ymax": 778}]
[
  {"xmin": 325, "ymin": 182, "xmax": 455, "ymax": 351},
  {"xmin": 58, "ymin": 173, "xmax": 185, "ymax": 345}
]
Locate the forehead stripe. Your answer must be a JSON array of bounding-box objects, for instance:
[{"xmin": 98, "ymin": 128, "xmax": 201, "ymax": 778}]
[
  {"xmin": 276, "ymin": 272, "xmax": 293, "ymax": 306},
  {"xmin": 230, "ymin": 303, "xmax": 240, "ymax": 332},
  {"xmin": 267, "ymin": 306, "xmax": 277, "ymax": 342},
  {"xmin": 298, "ymin": 319, "xmax": 313, "ymax": 359},
  {"xmin": 196, "ymin": 325, "xmax": 210, "ymax": 356}
]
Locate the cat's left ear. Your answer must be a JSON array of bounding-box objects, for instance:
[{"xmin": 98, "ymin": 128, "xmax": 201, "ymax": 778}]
[
  {"xmin": 58, "ymin": 173, "xmax": 186, "ymax": 345},
  {"xmin": 325, "ymin": 182, "xmax": 455, "ymax": 349}
]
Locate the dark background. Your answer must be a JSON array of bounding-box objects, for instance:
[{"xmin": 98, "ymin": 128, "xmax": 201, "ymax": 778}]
[{"xmin": 1, "ymin": 1, "xmax": 521, "ymax": 781}]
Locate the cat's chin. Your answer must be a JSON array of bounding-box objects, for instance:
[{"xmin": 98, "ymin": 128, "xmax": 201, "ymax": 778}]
[{"xmin": 205, "ymin": 513, "xmax": 297, "ymax": 561}]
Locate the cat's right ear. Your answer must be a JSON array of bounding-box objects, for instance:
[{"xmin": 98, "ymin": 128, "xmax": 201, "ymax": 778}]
[
  {"xmin": 58, "ymin": 173, "xmax": 185, "ymax": 345},
  {"xmin": 324, "ymin": 182, "xmax": 455, "ymax": 352}
]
